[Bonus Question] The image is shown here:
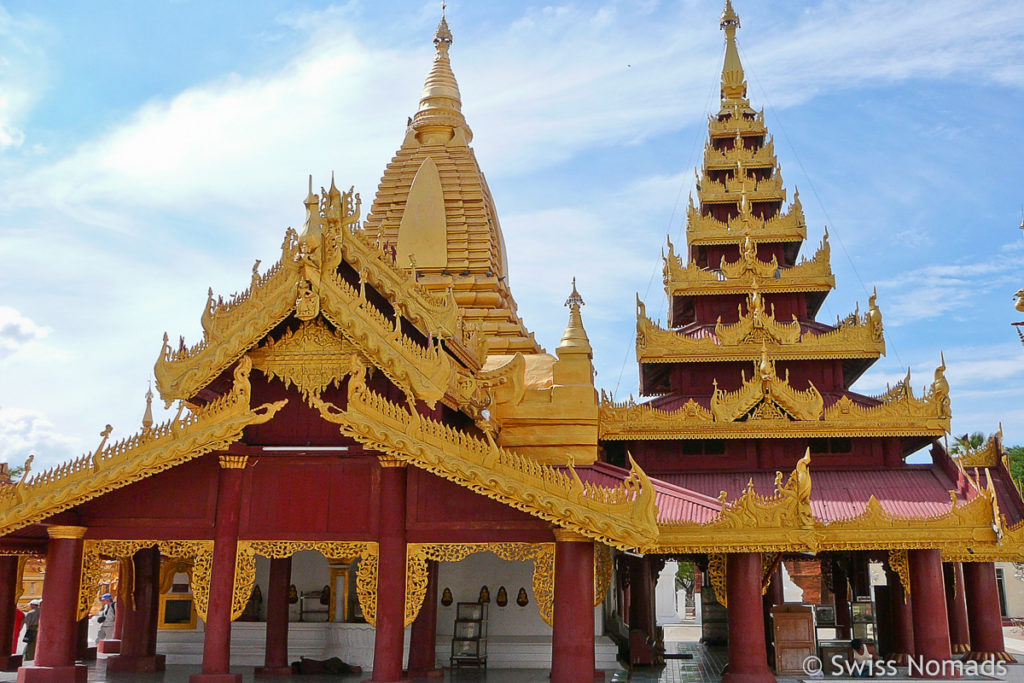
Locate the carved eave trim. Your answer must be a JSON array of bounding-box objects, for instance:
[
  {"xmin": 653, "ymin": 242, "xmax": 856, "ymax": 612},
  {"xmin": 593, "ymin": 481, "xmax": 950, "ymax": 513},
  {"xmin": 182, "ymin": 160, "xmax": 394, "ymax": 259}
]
[
  {"xmin": 0, "ymin": 358, "xmax": 286, "ymax": 538},
  {"xmin": 685, "ymin": 202, "xmax": 807, "ymax": 247},
  {"xmin": 636, "ymin": 311, "xmax": 885, "ymax": 365},
  {"xmin": 708, "ymin": 111, "xmax": 767, "ymax": 136},
  {"xmin": 655, "ymin": 478, "xmax": 998, "ymax": 555},
  {"xmin": 310, "ymin": 382, "xmax": 659, "ymax": 552}
]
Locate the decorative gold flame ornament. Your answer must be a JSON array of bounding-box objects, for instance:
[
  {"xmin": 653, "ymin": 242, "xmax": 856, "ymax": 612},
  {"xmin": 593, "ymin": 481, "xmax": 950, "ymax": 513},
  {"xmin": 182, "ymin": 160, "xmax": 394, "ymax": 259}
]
[
  {"xmin": 516, "ymin": 588, "xmax": 529, "ymax": 607},
  {"xmin": 441, "ymin": 587, "xmax": 453, "ymax": 607},
  {"xmin": 478, "ymin": 585, "xmax": 490, "ymax": 604},
  {"xmin": 496, "ymin": 586, "xmax": 508, "ymax": 607}
]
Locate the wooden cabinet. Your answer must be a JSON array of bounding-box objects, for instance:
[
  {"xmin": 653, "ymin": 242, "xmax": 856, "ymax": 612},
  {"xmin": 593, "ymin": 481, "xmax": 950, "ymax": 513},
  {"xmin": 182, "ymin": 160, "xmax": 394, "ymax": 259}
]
[
  {"xmin": 450, "ymin": 602, "xmax": 487, "ymax": 669},
  {"xmin": 772, "ymin": 604, "xmax": 816, "ymax": 675}
]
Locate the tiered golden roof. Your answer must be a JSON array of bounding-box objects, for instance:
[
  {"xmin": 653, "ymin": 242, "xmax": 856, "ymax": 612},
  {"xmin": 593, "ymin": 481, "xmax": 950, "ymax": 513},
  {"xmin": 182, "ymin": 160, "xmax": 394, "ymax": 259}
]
[
  {"xmin": 665, "ymin": 231, "xmax": 834, "ymax": 296},
  {"xmin": 637, "ymin": 287, "xmax": 884, "ymax": 364},
  {"xmin": 364, "ymin": 16, "xmax": 540, "ymax": 355},
  {"xmin": 600, "ymin": 353, "xmax": 950, "ymax": 440}
]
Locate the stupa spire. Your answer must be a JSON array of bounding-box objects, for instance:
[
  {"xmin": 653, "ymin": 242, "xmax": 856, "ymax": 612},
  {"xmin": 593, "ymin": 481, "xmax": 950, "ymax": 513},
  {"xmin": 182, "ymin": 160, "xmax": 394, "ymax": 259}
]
[
  {"xmin": 411, "ymin": 4, "xmax": 471, "ymax": 144},
  {"xmin": 719, "ymin": 0, "xmax": 748, "ymax": 104},
  {"xmin": 559, "ymin": 278, "xmax": 592, "ymax": 354}
]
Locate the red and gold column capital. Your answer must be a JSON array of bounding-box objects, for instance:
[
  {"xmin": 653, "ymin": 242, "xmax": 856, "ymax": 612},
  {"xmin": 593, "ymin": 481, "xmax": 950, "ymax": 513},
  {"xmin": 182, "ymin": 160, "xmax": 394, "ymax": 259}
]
[{"xmin": 46, "ymin": 526, "xmax": 87, "ymax": 540}]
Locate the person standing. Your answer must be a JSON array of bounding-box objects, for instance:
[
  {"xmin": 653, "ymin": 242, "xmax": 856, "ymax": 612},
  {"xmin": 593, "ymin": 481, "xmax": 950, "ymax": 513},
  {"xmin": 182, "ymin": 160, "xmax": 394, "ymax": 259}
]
[
  {"xmin": 95, "ymin": 593, "xmax": 115, "ymax": 646},
  {"xmin": 22, "ymin": 600, "xmax": 40, "ymax": 661}
]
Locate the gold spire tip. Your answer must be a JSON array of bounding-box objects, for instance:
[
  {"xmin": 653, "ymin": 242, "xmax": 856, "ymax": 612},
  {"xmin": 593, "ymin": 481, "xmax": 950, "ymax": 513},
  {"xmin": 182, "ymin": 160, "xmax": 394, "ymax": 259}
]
[
  {"xmin": 435, "ymin": 3, "xmax": 453, "ymax": 48},
  {"xmin": 565, "ymin": 277, "xmax": 585, "ymax": 308},
  {"xmin": 721, "ymin": 0, "xmax": 740, "ymax": 29}
]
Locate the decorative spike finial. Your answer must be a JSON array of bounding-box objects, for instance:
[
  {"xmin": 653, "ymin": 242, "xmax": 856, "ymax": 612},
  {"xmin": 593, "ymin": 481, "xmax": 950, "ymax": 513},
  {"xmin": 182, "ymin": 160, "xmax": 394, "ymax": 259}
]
[
  {"xmin": 565, "ymin": 277, "xmax": 585, "ymax": 308},
  {"xmin": 142, "ymin": 382, "xmax": 155, "ymax": 431},
  {"xmin": 719, "ymin": 0, "xmax": 748, "ymax": 104},
  {"xmin": 435, "ymin": 2, "xmax": 453, "ymax": 50}
]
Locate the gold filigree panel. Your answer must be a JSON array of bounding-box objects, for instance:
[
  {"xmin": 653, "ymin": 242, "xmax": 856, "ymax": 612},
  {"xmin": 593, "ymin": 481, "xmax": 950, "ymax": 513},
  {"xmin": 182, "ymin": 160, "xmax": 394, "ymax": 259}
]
[
  {"xmin": 887, "ymin": 549, "xmax": 910, "ymax": 599},
  {"xmin": 234, "ymin": 541, "xmax": 378, "ymax": 625},
  {"xmin": 405, "ymin": 543, "xmax": 557, "ymax": 626},
  {"xmin": 78, "ymin": 540, "xmax": 213, "ymax": 622},
  {"xmin": 248, "ymin": 319, "xmax": 358, "ymax": 402},
  {"xmin": 708, "ymin": 554, "xmax": 728, "ymax": 608}
]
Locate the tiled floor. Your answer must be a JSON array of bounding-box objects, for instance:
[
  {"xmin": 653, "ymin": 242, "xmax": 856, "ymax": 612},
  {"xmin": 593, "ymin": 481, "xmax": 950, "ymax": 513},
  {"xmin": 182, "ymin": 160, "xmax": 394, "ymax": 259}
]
[{"xmin": 1, "ymin": 629, "xmax": 1022, "ymax": 682}]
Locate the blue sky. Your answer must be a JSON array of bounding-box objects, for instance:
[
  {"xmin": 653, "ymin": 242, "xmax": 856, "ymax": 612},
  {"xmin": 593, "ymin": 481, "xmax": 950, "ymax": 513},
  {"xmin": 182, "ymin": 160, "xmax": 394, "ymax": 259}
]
[{"xmin": 1, "ymin": 0, "xmax": 1022, "ymax": 470}]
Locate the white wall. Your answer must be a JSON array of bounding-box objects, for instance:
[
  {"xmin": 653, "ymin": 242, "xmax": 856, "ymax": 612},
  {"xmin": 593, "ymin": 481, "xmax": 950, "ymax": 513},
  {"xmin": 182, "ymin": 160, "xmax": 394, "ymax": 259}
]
[{"xmin": 655, "ymin": 560, "xmax": 680, "ymax": 623}]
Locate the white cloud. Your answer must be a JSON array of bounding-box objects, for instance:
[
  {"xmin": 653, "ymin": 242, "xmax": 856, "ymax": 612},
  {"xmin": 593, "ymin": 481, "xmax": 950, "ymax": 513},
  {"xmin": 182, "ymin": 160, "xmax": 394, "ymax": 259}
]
[
  {"xmin": 0, "ymin": 407, "xmax": 81, "ymax": 467},
  {"xmin": 0, "ymin": 7, "xmax": 49, "ymax": 150},
  {"xmin": 0, "ymin": 307, "xmax": 48, "ymax": 360}
]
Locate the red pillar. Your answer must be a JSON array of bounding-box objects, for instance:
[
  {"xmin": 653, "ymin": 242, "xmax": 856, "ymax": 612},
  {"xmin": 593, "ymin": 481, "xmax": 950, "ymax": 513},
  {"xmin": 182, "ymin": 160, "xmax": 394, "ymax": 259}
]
[
  {"xmin": 962, "ymin": 562, "xmax": 1015, "ymax": 662},
  {"xmin": 190, "ymin": 454, "xmax": 247, "ymax": 683},
  {"xmin": 762, "ymin": 565, "xmax": 784, "ymax": 669},
  {"xmin": 832, "ymin": 560, "xmax": 851, "ymax": 640},
  {"xmin": 883, "ymin": 563, "xmax": 914, "ymax": 665},
  {"xmin": 551, "ymin": 531, "xmax": 595, "ymax": 683},
  {"xmin": 0, "ymin": 556, "xmax": 22, "ymax": 671},
  {"xmin": 407, "ymin": 560, "xmax": 440, "ymax": 678},
  {"xmin": 723, "ymin": 553, "xmax": 775, "ymax": 683},
  {"xmin": 255, "ymin": 556, "xmax": 292, "ymax": 676},
  {"xmin": 74, "ymin": 619, "xmax": 94, "ymax": 662},
  {"xmin": 943, "ymin": 563, "xmax": 970, "ymax": 655},
  {"xmin": 17, "ymin": 525, "xmax": 87, "ymax": 683},
  {"xmin": 107, "ymin": 546, "xmax": 164, "ymax": 673},
  {"xmin": 371, "ymin": 460, "xmax": 408, "ymax": 683},
  {"xmin": 628, "ymin": 556, "xmax": 654, "ymax": 640},
  {"xmin": 851, "ymin": 552, "xmax": 871, "ymax": 598},
  {"xmin": 908, "ymin": 549, "xmax": 951, "ymax": 677}
]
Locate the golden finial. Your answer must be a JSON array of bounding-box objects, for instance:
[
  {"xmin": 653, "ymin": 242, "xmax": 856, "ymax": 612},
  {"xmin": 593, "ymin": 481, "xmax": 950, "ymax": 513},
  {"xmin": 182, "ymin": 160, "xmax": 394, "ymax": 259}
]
[
  {"xmin": 565, "ymin": 277, "xmax": 585, "ymax": 308},
  {"xmin": 559, "ymin": 278, "xmax": 592, "ymax": 353},
  {"xmin": 412, "ymin": 2, "xmax": 470, "ymax": 144},
  {"xmin": 142, "ymin": 382, "xmax": 155, "ymax": 431},
  {"xmin": 719, "ymin": 0, "xmax": 748, "ymax": 104}
]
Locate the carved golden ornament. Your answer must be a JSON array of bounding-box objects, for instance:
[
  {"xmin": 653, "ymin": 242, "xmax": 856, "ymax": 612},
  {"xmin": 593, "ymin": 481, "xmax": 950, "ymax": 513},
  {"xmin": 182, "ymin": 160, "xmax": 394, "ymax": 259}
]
[
  {"xmin": 708, "ymin": 554, "xmax": 728, "ymax": 608},
  {"xmin": 601, "ymin": 360, "xmax": 948, "ymax": 441},
  {"xmin": 404, "ymin": 543, "xmax": 556, "ymax": 626},
  {"xmin": 248, "ymin": 319, "xmax": 356, "ymax": 401},
  {"xmin": 0, "ymin": 357, "xmax": 285, "ymax": 539},
  {"xmin": 310, "ymin": 380, "xmax": 658, "ymax": 552},
  {"xmin": 642, "ymin": 272, "xmax": 883, "ymax": 363},
  {"xmin": 710, "ymin": 346, "xmax": 823, "ymax": 422},
  {"xmin": 377, "ymin": 455, "xmax": 408, "ymax": 468},
  {"xmin": 696, "ymin": 166, "xmax": 785, "ymax": 205},
  {"xmin": 707, "ymin": 109, "xmax": 767, "ymax": 137},
  {"xmin": 14, "ymin": 556, "xmax": 27, "ymax": 606},
  {"xmin": 685, "ymin": 192, "xmax": 806, "ymax": 247},
  {"xmin": 159, "ymin": 557, "xmax": 194, "ymax": 595},
  {"xmin": 887, "ymin": 549, "xmax": 911, "ymax": 599},
  {"xmin": 956, "ymin": 429, "xmax": 1003, "ymax": 468},
  {"xmin": 715, "ymin": 287, "xmax": 802, "ymax": 347},
  {"xmin": 218, "ymin": 455, "xmax": 248, "ymax": 469},
  {"xmin": 761, "ymin": 553, "xmax": 780, "ymax": 595},
  {"xmin": 703, "ymin": 136, "xmax": 777, "ymax": 171},
  {"xmin": 78, "ymin": 540, "xmax": 213, "ymax": 622},
  {"xmin": 718, "ymin": 237, "xmax": 779, "ymax": 280},
  {"xmin": 234, "ymin": 541, "xmax": 377, "ymax": 624},
  {"xmin": 47, "ymin": 525, "xmax": 87, "ymax": 540},
  {"xmin": 156, "ymin": 180, "xmax": 482, "ymax": 402}
]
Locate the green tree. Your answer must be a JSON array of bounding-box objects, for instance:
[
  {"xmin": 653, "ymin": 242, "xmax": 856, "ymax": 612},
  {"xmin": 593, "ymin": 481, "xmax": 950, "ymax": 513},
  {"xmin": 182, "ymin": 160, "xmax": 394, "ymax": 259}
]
[
  {"xmin": 1006, "ymin": 445, "xmax": 1024, "ymax": 489},
  {"xmin": 675, "ymin": 561, "xmax": 695, "ymax": 594},
  {"xmin": 949, "ymin": 431, "xmax": 987, "ymax": 457}
]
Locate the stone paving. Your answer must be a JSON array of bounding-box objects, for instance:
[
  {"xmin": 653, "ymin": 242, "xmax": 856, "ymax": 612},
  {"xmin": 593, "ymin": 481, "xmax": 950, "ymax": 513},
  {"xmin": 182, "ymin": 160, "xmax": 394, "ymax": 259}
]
[{"xmin": 0, "ymin": 626, "xmax": 1022, "ymax": 682}]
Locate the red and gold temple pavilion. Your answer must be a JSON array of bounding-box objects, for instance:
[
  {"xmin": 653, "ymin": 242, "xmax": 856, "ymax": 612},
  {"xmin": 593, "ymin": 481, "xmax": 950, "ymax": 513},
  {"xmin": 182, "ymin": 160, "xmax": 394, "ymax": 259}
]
[{"xmin": 0, "ymin": 3, "xmax": 1022, "ymax": 682}]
